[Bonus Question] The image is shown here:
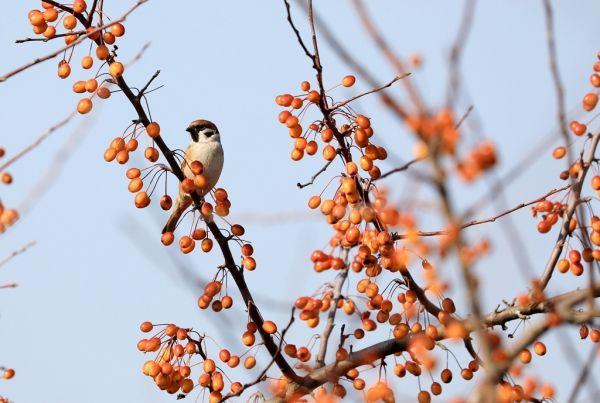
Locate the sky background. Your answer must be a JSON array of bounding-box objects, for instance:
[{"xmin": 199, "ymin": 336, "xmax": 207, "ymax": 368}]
[{"xmin": 1, "ymin": 1, "xmax": 599, "ymax": 402}]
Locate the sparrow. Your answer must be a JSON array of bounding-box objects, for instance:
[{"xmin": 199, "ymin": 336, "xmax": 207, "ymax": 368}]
[{"xmin": 162, "ymin": 119, "xmax": 224, "ymax": 234}]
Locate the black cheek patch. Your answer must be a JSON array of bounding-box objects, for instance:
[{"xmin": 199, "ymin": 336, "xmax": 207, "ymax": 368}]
[{"xmin": 191, "ymin": 132, "xmax": 199, "ymax": 142}]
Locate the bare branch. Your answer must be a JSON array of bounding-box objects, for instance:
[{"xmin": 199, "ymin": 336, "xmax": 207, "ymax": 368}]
[
  {"xmin": 297, "ymin": 153, "xmax": 337, "ymax": 189},
  {"xmin": 393, "ymin": 185, "xmax": 571, "ymax": 240},
  {"xmin": 0, "ymin": 241, "xmax": 36, "ymax": 270},
  {"xmin": 0, "ymin": 0, "xmax": 148, "ymax": 83},
  {"xmin": 539, "ymin": 132, "xmax": 600, "ymax": 289},
  {"xmin": 377, "ymin": 156, "xmax": 425, "ymax": 180},
  {"xmin": 331, "ymin": 73, "xmax": 410, "ymax": 110}
]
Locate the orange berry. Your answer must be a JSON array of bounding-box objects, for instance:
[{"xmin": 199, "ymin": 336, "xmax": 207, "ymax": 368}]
[
  {"xmin": 179, "ymin": 236, "xmax": 195, "ymax": 254},
  {"xmin": 43, "ymin": 25, "xmax": 56, "ymax": 39},
  {"xmin": 569, "ymin": 121, "xmax": 587, "ymax": 136},
  {"xmin": 140, "ymin": 321, "xmax": 153, "ymax": 332},
  {"xmin": 201, "ymin": 238, "xmax": 213, "ymax": 252},
  {"xmin": 355, "ymin": 115, "xmax": 371, "ymax": 129},
  {"xmin": 552, "ymin": 146, "xmax": 566, "ymax": 159},
  {"xmin": 73, "ymin": 0, "xmax": 87, "ymax": 13},
  {"xmin": 144, "ymin": 147, "xmax": 159, "ymax": 162},
  {"xmin": 519, "ymin": 349, "xmax": 532, "ymax": 364},
  {"xmin": 96, "ymin": 45, "xmax": 109, "ymax": 60},
  {"xmin": 583, "ymin": 93, "xmax": 598, "ymax": 111},
  {"xmin": 537, "ymin": 220, "xmax": 551, "ymax": 234},
  {"xmin": 104, "ymin": 147, "xmax": 117, "ymax": 162},
  {"xmin": 81, "ymin": 55, "xmax": 93, "ymax": 69},
  {"xmin": 556, "ymin": 258, "xmax": 569, "ymax": 273},
  {"xmin": 323, "ymin": 145, "xmax": 336, "ymax": 161},
  {"xmin": 42, "ymin": 8, "xmax": 58, "ymax": 22},
  {"xmin": 58, "ymin": 62, "xmax": 71, "ymax": 79},
  {"xmin": 110, "ymin": 22, "xmax": 126, "ymax": 37},
  {"xmin": 243, "ymin": 256, "xmax": 256, "ymax": 271},
  {"xmin": 307, "ymin": 90, "xmax": 320, "ymax": 103},
  {"xmin": 63, "ymin": 15, "xmax": 77, "ymax": 30},
  {"xmin": 3, "ymin": 369, "xmax": 15, "ymax": 380},
  {"xmin": 85, "ymin": 79, "xmax": 98, "ymax": 93},
  {"xmin": 109, "ymin": 62, "xmax": 124, "ymax": 78},
  {"xmin": 276, "ymin": 94, "xmax": 293, "ymax": 107},
  {"xmin": 291, "ymin": 97, "xmax": 303, "ymax": 109},
  {"xmin": 102, "ymin": 32, "xmax": 116, "ymax": 45},
  {"xmin": 77, "ymin": 98, "xmax": 93, "ymax": 114},
  {"xmin": 97, "ymin": 86, "xmax": 111, "ymax": 99},
  {"xmin": 29, "ymin": 10, "xmax": 45, "ymax": 26},
  {"xmin": 308, "ymin": 196, "xmax": 321, "ymax": 209},
  {"xmin": 128, "ymin": 178, "xmax": 143, "ymax": 193},
  {"xmin": 321, "ymin": 128, "xmax": 334, "ymax": 142},
  {"xmin": 342, "ymin": 75, "xmax": 356, "ymax": 87},
  {"xmin": 33, "ymin": 22, "xmax": 48, "ymax": 34},
  {"xmin": 160, "ymin": 195, "xmax": 172, "ymax": 211},
  {"xmin": 73, "ymin": 81, "xmax": 86, "ymax": 93},
  {"xmin": 306, "ymin": 140, "xmax": 318, "ymax": 155},
  {"xmin": 533, "ymin": 341, "xmax": 546, "ymax": 356},
  {"xmin": 146, "ymin": 122, "xmax": 160, "ymax": 138},
  {"xmin": 262, "ymin": 320, "xmax": 277, "ymax": 334},
  {"xmin": 244, "ymin": 356, "xmax": 256, "ymax": 369},
  {"xmin": 135, "ymin": 192, "xmax": 150, "ymax": 208},
  {"xmin": 161, "ymin": 232, "xmax": 174, "ymax": 246},
  {"xmin": 591, "ymin": 175, "xmax": 600, "ymax": 190}
]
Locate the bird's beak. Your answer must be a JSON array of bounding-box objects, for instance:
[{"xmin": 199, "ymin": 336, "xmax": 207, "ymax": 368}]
[{"xmin": 186, "ymin": 126, "xmax": 193, "ymax": 133}]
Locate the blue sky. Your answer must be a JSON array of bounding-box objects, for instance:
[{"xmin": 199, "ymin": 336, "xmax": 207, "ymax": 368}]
[{"xmin": 1, "ymin": 1, "xmax": 599, "ymax": 402}]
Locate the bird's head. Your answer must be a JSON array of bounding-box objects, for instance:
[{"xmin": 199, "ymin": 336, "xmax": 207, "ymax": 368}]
[{"xmin": 186, "ymin": 119, "xmax": 220, "ymax": 143}]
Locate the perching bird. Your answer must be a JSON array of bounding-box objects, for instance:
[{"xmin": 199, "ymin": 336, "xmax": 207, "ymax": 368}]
[{"xmin": 162, "ymin": 119, "xmax": 224, "ymax": 234}]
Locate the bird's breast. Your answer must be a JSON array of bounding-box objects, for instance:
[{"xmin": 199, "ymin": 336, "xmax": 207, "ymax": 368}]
[{"xmin": 183, "ymin": 141, "xmax": 224, "ymax": 192}]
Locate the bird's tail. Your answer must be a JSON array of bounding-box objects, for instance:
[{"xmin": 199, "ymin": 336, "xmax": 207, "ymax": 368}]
[{"xmin": 162, "ymin": 196, "xmax": 191, "ymax": 234}]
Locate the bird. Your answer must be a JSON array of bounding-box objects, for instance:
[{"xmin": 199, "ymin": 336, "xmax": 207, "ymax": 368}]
[{"xmin": 162, "ymin": 119, "xmax": 224, "ymax": 234}]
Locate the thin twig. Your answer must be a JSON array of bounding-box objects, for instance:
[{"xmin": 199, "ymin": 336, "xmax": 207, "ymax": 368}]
[
  {"xmin": 350, "ymin": 0, "xmax": 424, "ymax": 113},
  {"xmin": 445, "ymin": 0, "xmax": 477, "ymax": 107},
  {"xmin": 331, "ymin": 73, "xmax": 410, "ymax": 110},
  {"xmin": 567, "ymin": 345, "xmax": 600, "ymax": 403},
  {"xmin": 0, "ymin": 241, "xmax": 36, "ymax": 269},
  {"xmin": 378, "ymin": 157, "xmax": 425, "ymax": 180},
  {"xmin": 542, "ymin": 0, "xmax": 572, "ymax": 165},
  {"xmin": 297, "ymin": 155, "xmax": 336, "ymax": 188},
  {"xmin": 315, "ymin": 249, "xmax": 349, "ymax": 368},
  {"xmin": 393, "ymin": 185, "xmax": 571, "ymax": 240},
  {"xmin": 220, "ymin": 307, "xmax": 296, "ymax": 402}
]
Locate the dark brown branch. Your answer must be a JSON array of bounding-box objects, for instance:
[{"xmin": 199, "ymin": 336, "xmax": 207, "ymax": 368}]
[
  {"xmin": 137, "ymin": 69, "xmax": 161, "ymax": 99},
  {"xmin": 88, "ymin": 0, "xmax": 100, "ymax": 25},
  {"xmin": 15, "ymin": 30, "xmax": 87, "ymax": 43}
]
